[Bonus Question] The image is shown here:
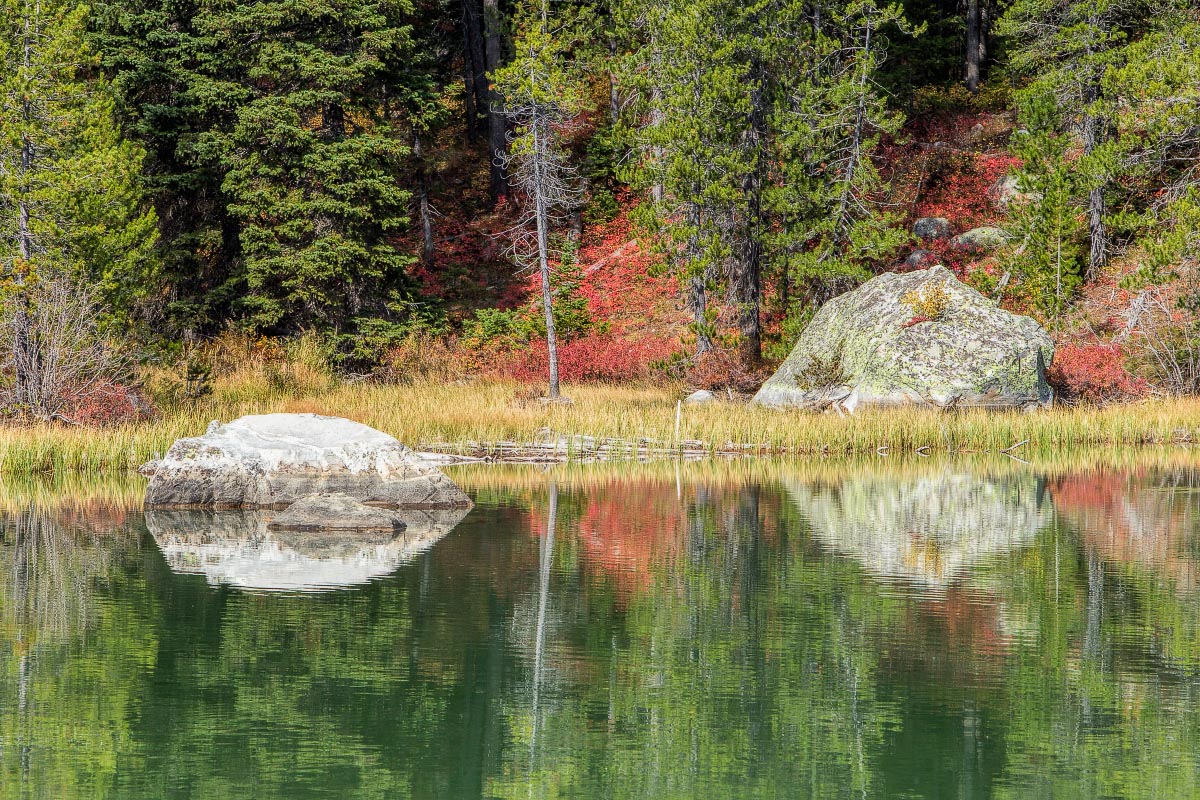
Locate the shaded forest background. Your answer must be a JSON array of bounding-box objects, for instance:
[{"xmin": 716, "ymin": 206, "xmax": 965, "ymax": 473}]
[{"xmin": 1, "ymin": 0, "xmax": 1198, "ymax": 419}]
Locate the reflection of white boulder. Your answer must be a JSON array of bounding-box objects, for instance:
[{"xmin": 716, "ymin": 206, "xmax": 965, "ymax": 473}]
[
  {"xmin": 146, "ymin": 507, "xmax": 468, "ymax": 592},
  {"xmin": 789, "ymin": 473, "xmax": 1048, "ymax": 587}
]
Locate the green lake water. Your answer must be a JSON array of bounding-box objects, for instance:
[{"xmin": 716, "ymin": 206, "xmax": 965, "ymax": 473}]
[{"xmin": 3, "ymin": 456, "xmax": 1200, "ymax": 798}]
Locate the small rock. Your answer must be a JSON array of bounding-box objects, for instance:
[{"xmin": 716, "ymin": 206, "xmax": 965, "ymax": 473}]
[
  {"xmin": 268, "ymin": 494, "xmax": 409, "ymax": 532},
  {"xmin": 684, "ymin": 389, "xmax": 718, "ymax": 405},
  {"xmin": 951, "ymin": 226, "xmax": 1012, "ymax": 252},
  {"xmin": 969, "ymin": 122, "xmax": 986, "ymax": 141},
  {"xmin": 905, "ymin": 249, "xmax": 936, "ymax": 269},
  {"xmin": 987, "ymin": 175, "xmax": 1042, "ymax": 211},
  {"xmin": 913, "ymin": 217, "xmax": 953, "ymax": 242},
  {"xmin": 537, "ymin": 395, "xmax": 575, "ymax": 407}
]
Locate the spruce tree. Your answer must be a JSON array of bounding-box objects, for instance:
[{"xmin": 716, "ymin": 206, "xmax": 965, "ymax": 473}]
[
  {"xmin": 0, "ymin": 0, "xmax": 156, "ymax": 309},
  {"xmin": 91, "ymin": 0, "xmax": 245, "ymax": 333},
  {"xmin": 203, "ymin": 0, "xmax": 416, "ymax": 332}
]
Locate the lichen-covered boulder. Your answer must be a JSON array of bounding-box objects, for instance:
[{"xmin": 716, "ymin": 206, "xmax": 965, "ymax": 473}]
[
  {"xmin": 905, "ymin": 249, "xmax": 936, "ymax": 268},
  {"xmin": 752, "ymin": 266, "xmax": 1054, "ymax": 411},
  {"xmin": 684, "ymin": 389, "xmax": 719, "ymax": 405},
  {"xmin": 987, "ymin": 175, "xmax": 1042, "ymax": 210},
  {"xmin": 952, "ymin": 226, "xmax": 1011, "ymax": 252},
  {"xmin": 142, "ymin": 413, "xmax": 472, "ymax": 509}
]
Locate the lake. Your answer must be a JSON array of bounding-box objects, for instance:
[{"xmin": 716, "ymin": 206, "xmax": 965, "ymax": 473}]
[{"xmin": 2, "ymin": 454, "xmax": 1200, "ymax": 798}]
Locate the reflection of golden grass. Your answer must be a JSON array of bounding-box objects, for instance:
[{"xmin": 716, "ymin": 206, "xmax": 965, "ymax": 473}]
[
  {"xmin": 448, "ymin": 447, "xmax": 1200, "ymax": 493},
  {"xmin": 0, "ymin": 377, "xmax": 1199, "ymax": 474},
  {"xmin": 0, "ymin": 473, "xmax": 145, "ymax": 514}
]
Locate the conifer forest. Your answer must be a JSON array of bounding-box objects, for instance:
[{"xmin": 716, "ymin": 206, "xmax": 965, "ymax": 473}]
[{"xmin": 0, "ymin": 0, "xmax": 1198, "ymax": 415}]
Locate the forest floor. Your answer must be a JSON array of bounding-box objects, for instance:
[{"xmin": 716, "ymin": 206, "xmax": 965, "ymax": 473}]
[{"xmin": 7, "ymin": 379, "xmax": 1200, "ymax": 475}]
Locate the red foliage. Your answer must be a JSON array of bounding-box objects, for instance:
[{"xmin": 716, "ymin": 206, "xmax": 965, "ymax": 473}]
[
  {"xmin": 1047, "ymin": 342, "xmax": 1149, "ymax": 404},
  {"xmin": 685, "ymin": 348, "xmax": 772, "ymax": 393},
  {"xmin": 486, "ymin": 333, "xmax": 679, "ymax": 383},
  {"xmin": 901, "ymin": 315, "xmax": 932, "ymax": 329},
  {"xmin": 61, "ymin": 380, "xmax": 153, "ymax": 426},
  {"xmin": 912, "ymin": 151, "xmax": 1020, "ymax": 230}
]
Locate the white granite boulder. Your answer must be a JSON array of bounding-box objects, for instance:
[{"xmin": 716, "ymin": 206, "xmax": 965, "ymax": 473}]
[{"xmin": 142, "ymin": 413, "xmax": 471, "ymax": 509}]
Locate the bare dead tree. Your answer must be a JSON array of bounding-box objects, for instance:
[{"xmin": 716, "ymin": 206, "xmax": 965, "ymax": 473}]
[
  {"xmin": 496, "ymin": 4, "xmax": 584, "ymax": 400},
  {"xmin": 0, "ymin": 273, "xmax": 132, "ymax": 422}
]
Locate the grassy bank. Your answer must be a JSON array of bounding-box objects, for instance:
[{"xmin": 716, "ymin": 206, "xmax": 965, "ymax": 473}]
[{"xmin": 1, "ymin": 378, "xmax": 1198, "ymax": 474}]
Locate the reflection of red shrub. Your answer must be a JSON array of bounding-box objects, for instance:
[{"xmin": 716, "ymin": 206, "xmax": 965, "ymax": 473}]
[
  {"xmin": 488, "ymin": 334, "xmax": 679, "ymax": 383},
  {"xmin": 1047, "ymin": 342, "xmax": 1149, "ymax": 404},
  {"xmin": 61, "ymin": 380, "xmax": 153, "ymax": 426}
]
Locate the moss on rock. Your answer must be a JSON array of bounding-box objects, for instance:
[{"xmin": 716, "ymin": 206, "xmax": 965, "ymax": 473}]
[{"xmin": 753, "ymin": 266, "xmax": 1055, "ymax": 412}]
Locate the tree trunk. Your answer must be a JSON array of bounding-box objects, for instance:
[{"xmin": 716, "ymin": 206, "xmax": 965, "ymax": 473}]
[
  {"xmin": 414, "ymin": 133, "xmax": 435, "ymax": 266},
  {"xmin": 733, "ymin": 55, "xmax": 768, "ymax": 367},
  {"xmin": 686, "ymin": 205, "xmax": 712, "ymax": 357},
  {"xmin": 608, "ymin": 38, "xmax": 620, "ymax": 124},
  {"xmin": 965, "ymin": 0, "xmax": 982, "ymax": 94},
  {"xmin": 1081, "ymin": 79, "xmax": 1108, "ymax": 278},
  {"xmin": 531, "ymin": 109, "xmax": 560, "ymax": 398},
  {"xmin": 483, "ymin": 0, "xmax": 508, "ymax": 203},
  {"xmin": 463, "ymin": 0, "xmax": 488, "ymax": 138}
]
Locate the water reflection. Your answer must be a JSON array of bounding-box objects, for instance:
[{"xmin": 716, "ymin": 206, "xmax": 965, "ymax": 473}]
[
  {"xmin": 146, "ymin": 506, "xmax": 469, "ymax": 592},
  {"xmin": 2, "ymin": 459, "xmax": 1200, "ymax": 799},
  {"xmin": 790, "ymin": 472, "xmax": 1050, "ymax": 587}
]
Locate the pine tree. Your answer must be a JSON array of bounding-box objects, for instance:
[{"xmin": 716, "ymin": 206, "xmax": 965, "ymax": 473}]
[
  {"xmin": 617, "ymin": 0, "xmax": 909, "ymax": 361},
  {"xmin": 770, "ymin": 0, "xmax": 911, "ymax": 307},
  {"xmin": 996, "ymin": 0, "xmax": 1157, "ymax": 280},
  {"xmin": 91, "ymin": 0, "xmax": 243, "ymax": 333},
  {"xmin": 0, "ymin": 0, "xmax": 156, "ymax": 304},
  {"xmin": 0, "ymin": 0, "xmax": 155, "ymax": 416},
  {"xmin": 203, "ymin": 0, "xmax": 417, "ymax": 332}
]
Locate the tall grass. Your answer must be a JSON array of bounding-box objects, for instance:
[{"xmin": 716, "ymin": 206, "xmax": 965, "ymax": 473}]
[{"xmin": 0, "ymin": 374, "xmax": 1194, "ymax": 475}]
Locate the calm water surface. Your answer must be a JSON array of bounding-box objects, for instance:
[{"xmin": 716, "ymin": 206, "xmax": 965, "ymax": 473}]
[{"xmin": 3, "ymin": 457, "xmax": 1200, "ymax": 799}]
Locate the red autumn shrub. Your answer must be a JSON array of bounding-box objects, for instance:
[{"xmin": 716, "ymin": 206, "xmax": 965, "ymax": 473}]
[
  {"xmin": 1047, "ymin": 342, "xmax": 1149, "ymax": 405},
  {"xmin": 59, "ymin": 380, "xmax": 154, "ymax": 426},
  {"xmin": 685, "ymin": 348, "xmax": 772, "ymax": 393},
  {"xmin": 488, "ymin": 334, "xmax": 680, "ymax": 383}
]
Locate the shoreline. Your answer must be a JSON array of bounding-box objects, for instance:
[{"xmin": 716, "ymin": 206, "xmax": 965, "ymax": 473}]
[{"xmin": 0, "ymin": 380, "xmax": 1196, "ymax": 474}]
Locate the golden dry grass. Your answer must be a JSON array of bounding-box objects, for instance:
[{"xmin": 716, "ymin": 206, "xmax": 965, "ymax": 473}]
[{"xmin": 0, "ymin": 376, "xmax": 1195, "ymax": 474}]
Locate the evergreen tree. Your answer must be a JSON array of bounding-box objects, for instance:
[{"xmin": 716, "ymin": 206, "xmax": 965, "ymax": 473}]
[
  {"xmin": 204, "ymin": 0, "xmax": 417, "ymax": 332},
  {"xmin": 617, "ymin": 0, "xmax": 909, "ymax": 362},
  {"xmin": 91, "ymin": 0, "xmax": 244, "ymax": 333},
  {"xmin": 0, "ymin": 0, "xmax": 156, "ymax": 309},
  {"xmin": 996, "ymin": 0, "xmax": 1155, "ymax": 279},
  {"xmin": 0, "ymin": 0, "xmax": 155, "ymax": 417},
  {"xmin": 771, "ymin": 0, "xmax": 911, "ymax": 308}
]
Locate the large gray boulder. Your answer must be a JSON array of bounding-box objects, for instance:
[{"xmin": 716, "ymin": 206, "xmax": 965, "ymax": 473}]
[
  {"xmin": 912, "ymin": 217, "xmax": 953, "ymax": 242},
  {"xmin": 142, "ymin": 413, "xmax": 472, "ymax": 509},
  {"xmin": 753, "ymin": 266, "xmax": 1054, "ymax": 412},
  {"xmin": 988, "ymin": 175, "xmax": 1042, "ymax": 210},
  {"xmin": 951, "ymin": 226, "xmax": 1011, "ymax": 252}
]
